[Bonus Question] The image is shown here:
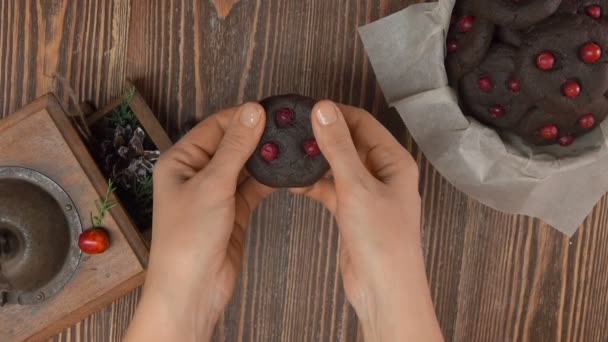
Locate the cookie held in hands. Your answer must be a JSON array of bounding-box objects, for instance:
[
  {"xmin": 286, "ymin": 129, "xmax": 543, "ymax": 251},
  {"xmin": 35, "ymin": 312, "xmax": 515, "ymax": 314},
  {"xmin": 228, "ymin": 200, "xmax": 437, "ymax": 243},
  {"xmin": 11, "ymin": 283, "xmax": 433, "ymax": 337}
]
[{"xmin": 246, "ymin": 94, "xmax": 329, "ymax": 188}]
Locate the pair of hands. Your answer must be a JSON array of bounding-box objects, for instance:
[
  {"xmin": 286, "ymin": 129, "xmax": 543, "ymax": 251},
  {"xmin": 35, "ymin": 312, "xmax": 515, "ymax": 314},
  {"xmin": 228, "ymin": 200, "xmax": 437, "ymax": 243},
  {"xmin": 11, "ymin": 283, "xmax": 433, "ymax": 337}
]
[{"xmin": 125, "ymin": 101, "xmax": 443, "ymax": 341}]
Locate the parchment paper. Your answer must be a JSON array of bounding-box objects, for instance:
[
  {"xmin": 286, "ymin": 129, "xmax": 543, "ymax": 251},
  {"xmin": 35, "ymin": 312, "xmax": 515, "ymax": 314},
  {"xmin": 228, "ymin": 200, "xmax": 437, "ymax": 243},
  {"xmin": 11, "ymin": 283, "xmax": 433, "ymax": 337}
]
[{"xmin": 358, "ymin": 0, "xmax": 608, "ymax": 235}]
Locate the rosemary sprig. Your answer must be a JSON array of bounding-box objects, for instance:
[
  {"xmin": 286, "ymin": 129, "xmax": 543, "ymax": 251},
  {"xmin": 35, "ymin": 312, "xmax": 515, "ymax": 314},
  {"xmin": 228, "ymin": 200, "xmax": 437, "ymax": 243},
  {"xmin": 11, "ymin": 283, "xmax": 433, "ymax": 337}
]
[
  {"xmin": 134, "ymin": 175, "xmax": 154, "ymax": 206},
  {"xmin": 110, "ymin": 86, "xmax": 138, "ymax": 128},
  {"xmin": 90, "ymin": 179, "xmax": 117, "ymax": 228}
]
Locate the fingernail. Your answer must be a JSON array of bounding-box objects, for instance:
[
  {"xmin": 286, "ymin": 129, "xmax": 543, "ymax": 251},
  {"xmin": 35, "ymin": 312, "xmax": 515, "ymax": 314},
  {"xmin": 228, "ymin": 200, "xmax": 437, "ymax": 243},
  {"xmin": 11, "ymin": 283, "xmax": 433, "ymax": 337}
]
[
  {"xmin": 240, "ymin": 103, "xmax": 262, "ymax": 128},
  {"xmin": 316, "ymin": 102, "xmax": 338, "ymax": 126}
]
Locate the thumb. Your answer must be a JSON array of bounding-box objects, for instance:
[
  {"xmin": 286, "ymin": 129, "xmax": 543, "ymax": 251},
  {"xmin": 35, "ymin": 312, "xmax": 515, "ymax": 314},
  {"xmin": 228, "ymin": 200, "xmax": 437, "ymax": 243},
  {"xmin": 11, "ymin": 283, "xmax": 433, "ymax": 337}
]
[
  {"xmin": 312, "ymin": 100, "xmax": 369, "ymax": 187},
  {"xmin": 204, "ymin": 102, "xmax": 266, "ymax": 186}
]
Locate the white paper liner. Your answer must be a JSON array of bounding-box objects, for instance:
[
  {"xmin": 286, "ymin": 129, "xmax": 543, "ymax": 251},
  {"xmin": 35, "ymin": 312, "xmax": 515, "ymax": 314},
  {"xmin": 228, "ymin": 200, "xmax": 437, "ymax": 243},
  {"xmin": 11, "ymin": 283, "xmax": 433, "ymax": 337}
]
[{"xmin": 359, "ymin": 0, "xmax": 608, "ymax": 235}]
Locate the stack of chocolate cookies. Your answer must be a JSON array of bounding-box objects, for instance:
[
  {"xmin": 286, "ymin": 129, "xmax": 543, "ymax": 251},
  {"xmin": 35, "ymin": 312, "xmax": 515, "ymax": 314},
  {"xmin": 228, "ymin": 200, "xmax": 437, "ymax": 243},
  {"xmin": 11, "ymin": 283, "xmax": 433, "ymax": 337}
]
[{"xmin": 447, "ymin": 0, "xmax": 608, "ymax": 146}]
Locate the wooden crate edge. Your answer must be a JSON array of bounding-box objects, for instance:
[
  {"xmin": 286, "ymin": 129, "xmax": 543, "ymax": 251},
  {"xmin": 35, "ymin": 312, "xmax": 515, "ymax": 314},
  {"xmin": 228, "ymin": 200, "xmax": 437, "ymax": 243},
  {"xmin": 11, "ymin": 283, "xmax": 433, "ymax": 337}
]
[{"xmin": 44, "ymin": 93, "xmax": 151, "ymax": 264}]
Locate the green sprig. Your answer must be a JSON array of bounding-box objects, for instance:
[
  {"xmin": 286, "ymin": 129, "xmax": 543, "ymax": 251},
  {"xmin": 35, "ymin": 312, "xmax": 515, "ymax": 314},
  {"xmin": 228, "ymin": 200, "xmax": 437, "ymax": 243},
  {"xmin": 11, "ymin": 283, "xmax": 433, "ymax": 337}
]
[
  {"xmin": 90, "ymin": 179, "xmax": 117, "ymax": 228},
  {"xmin": 134, "ymin": 175, "xmax": 153, "ymax": 206},
  {"xmin": 110, "ymin": 86, "xmax": 138, "ymax": 128}
]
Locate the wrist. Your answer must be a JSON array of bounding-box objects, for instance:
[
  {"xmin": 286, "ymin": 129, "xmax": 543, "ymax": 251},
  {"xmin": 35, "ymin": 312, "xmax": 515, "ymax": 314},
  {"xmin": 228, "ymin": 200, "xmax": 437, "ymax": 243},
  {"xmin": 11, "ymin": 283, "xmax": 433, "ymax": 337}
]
[
  {"xmin": 356, "ymin": 250, "xmax": 443, "ymax": 342},
  {"xmin": 359, "ymin": 288, "xmax": 443, "ymax": 342},
  {"xmin": 125, "ymin": 283, "xmax": 220, "ymax": 342},
  {"xmin": 358, "ymin": 286, "xmax": 443, "ymax": 342}
]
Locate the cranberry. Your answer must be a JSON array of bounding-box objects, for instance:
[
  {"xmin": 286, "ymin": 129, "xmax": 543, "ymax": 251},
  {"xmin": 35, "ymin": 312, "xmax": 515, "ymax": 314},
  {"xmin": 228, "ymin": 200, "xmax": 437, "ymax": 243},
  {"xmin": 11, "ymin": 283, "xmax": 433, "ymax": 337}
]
[
  {"xmin": 558, "ymin": 134, "xmax": 575, "ymax": 147},
  {"xmin": 580, "ymin": 42, "xmax": 602, "ymax": 64},
  {"xmin": 458, "ymin": 16, "xmax": 475, "ymax": 33},
  {"xmin": 507, "ymin": 78, "xmax": 520, "ymax": 92},
  {"xmin": 275, "ymin": 108, "xmax": 295, "ymax": 127},
  {"xmin": 578, "ymin": 113, "xmax": 595, "ymax": 129},
  {"xmin": 478, "ymin": 76, "xmax": 492, "ymax": 92},
  {"xmin": 536, "ymin": 51, "xmax": 555, "ymax": 71},
  {"xmin": 586, "ymin": 5, "xmax": 602, "ymax": 19},
  {"xmin": 303, "ymin": 139, "xmax": 321, "ymax": 157},
  {"xmin": 489, "ymin": 105, "xmax": 504, "ymax": 118},
  {"xmin": 562, "ymin": 80, "xmax": 581, "ymax": 98},
  {"xmin": 260, "ymin": 142, "xmax": 279, "ymax": 162},
  {"xmin": 447, "ymin": 39, "xmax": 458, "ymax": 53},
  {"xmin": 539, "ymin": 124, "xmax": 558, "ymax": 139},
  {"xmin": 78, "ymin": 228, "xmax": 110, "ymax": 254}
]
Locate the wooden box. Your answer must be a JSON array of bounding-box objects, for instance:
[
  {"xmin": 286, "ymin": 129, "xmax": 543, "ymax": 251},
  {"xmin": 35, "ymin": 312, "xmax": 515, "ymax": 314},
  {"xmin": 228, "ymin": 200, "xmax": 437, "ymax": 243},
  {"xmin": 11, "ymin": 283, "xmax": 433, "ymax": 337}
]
[
  {"xmin": 82, "ymin": 87, "xmax": 173, "ymax": 241},
  {"xmin": 86, "ymin": 88, "xmax": 173, "ymax": 153},
  {"xmin": 0, "ymin": 94, "xmax": 149, "ymax": 341}
]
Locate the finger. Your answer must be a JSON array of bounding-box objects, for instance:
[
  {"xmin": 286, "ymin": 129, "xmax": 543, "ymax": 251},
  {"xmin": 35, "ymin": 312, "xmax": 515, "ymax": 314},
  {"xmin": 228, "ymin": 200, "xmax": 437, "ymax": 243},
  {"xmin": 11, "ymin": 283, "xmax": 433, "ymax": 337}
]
[
  {"xmin": 199, "ymin": 102, "xmax": 266, "ymax": 187},
  {"xmin": 156, "ymin": 106, "xmax": 238, "ymax": 183},
  {"xmin": 311, "ymin": 100, "xmax": 371, "ymax": 188},
  {"xmin": 289, "ymin": 178, "xmax": 337, "ymax": 213},
  {"xmin": 234, "ymin": 178, "xmax": 275, "ymax": 230},
  {"xmin": 335, "ymin": 104, "xmax": 418, "ymax": 186},
  {"xmin": 364, "ymin": 143, "xmax": 419, "ymax": 187},
  {"xmin": 222, "ymin": 178, "xmax": 274, "ymax": 267},
  {"xmin": 237, "ymin": 169, "xmax": 250, "ymax": 186},
  {"xmin": 239, "ymin": 178, "xmax": 275, "ymax": 212}
]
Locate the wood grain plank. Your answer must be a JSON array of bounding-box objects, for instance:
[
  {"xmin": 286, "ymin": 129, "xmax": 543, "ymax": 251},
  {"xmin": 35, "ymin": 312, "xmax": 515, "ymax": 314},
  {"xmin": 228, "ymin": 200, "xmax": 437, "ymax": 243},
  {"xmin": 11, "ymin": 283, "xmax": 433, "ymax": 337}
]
[
  {"xmin": 0, "ymin": 0, "xmax": 129, "ymax": 119},
  {"xmin": 449, "ymin": 198, "xmax": 608, "ymax": 342},
  {"xmin": 49, "ymin": 288, "xmax": 142, "ymax": 342}
]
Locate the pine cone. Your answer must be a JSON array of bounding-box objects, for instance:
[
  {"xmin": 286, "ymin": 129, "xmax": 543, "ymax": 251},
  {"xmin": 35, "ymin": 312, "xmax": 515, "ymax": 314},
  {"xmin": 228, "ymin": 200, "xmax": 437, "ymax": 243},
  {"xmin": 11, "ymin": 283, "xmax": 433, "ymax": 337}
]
[{"xmin": 99, "ymin": 125, "xmax": 159, "ymax": 190}]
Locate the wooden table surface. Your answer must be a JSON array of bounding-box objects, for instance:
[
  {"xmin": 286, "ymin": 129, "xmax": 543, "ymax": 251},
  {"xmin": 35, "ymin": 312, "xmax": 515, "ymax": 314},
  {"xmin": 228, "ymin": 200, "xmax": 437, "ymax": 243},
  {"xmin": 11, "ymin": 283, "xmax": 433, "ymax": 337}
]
[{"xmin": 2, "ymin": 0, "xmax": 608, "ymax": 341}]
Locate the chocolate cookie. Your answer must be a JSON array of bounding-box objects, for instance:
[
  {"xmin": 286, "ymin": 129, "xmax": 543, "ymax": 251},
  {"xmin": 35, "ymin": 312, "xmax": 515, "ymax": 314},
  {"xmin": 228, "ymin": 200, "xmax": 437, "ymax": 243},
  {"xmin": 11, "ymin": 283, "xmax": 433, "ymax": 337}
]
[
  {"xmin": 516, "ymin": 96, "xmax": 608, "ymax": 146},
  {"xmin": 559, "ymin": 0, "xmax": 608, "ymax": 20},
  {"xmin": 497, "ymin": 26, "xmax": 523, "ymax": 47},
  {"xmin": 460, "ymin": 44, "xmax": 533, "ymax": 128},
  {"xmin": 246, "ymin": 94, "xmax": 329, "ymax": 188},
  {"xmin": 473, "ymin": 0, "xmax": 563, "ymax": 29},
  {"xmin": 516, "ymin": 14, "xmax": 608, "ymax": 115},
  {"xmin": 446, "ymin": 0, "xmax": 495, "ymax": 82}
]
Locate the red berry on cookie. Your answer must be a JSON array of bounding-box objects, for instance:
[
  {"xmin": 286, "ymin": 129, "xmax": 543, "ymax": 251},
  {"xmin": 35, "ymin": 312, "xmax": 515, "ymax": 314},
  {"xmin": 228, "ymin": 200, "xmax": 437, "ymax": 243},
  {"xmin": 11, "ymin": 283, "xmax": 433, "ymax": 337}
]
[
  {"xmin": 275, "ymin": 108, "xmax": 295, "ymax": 127},
  {"xmin": 539, "ymin": 124, "xmax": 558, "ymax": 139},
  {"xmin": 478, "ymin": 76, "xmax": 492, "ymax": 92},
  {"xmin": 536, "ymin": 51, "xmax": 555, "ymax": 71},
  {"xmin": 507, "ymin": 78, "xmax": 520, "ymax": 92},
  {"xmin": 580, "ymin": 42, "xmax": 602, "ymax": 64},
  {"xmin": 557, "ymin": 134, "xmax": 574, "ymax": 147},
  {"xmin": 447, "ymin": 39, "xmax": 458, "ymax": 53},
  {"xmin": 586, "ymin": 5, "xmax": 602, "ymax": 19},
  {"xmin": 303, "ymin": 139, "xmax": 321, "ymax": 157},
  {"xmin": 489, "ymin": 105, "xmax": 505, "ymax": 118},
  {"xmin": 578, "ymin": 114, "xmax": 596, "ymax": 129},
  {"xmin": 562, "ymin": 80, "xmax": 581, "ymax": 98},
  {"xmin": 260, "ymin": 142, "xmax": 279, "ymax": 162},
  {"xmin": 458, "ymin": 16, "xmax": 475, "ymax": 33}
]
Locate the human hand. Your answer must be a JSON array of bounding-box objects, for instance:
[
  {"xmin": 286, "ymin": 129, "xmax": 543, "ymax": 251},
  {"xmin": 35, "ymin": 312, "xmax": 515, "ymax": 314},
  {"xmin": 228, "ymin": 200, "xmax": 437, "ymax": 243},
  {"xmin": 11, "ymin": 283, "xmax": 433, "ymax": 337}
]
[
  {"xmin": 293, "ymin": 101, "xmax": 443, "ymax": 341},
  {"xmin": 125, "ymin": 103, "xmax": 273, "ymax": 342}
]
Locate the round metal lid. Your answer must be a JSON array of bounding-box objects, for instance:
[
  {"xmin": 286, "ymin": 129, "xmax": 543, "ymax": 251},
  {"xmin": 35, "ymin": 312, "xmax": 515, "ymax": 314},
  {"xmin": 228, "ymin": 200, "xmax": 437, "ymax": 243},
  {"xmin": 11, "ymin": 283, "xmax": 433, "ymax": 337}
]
[{"xmin": 0, "ymin": 166, "xmax": 82, "ymax": 306}]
